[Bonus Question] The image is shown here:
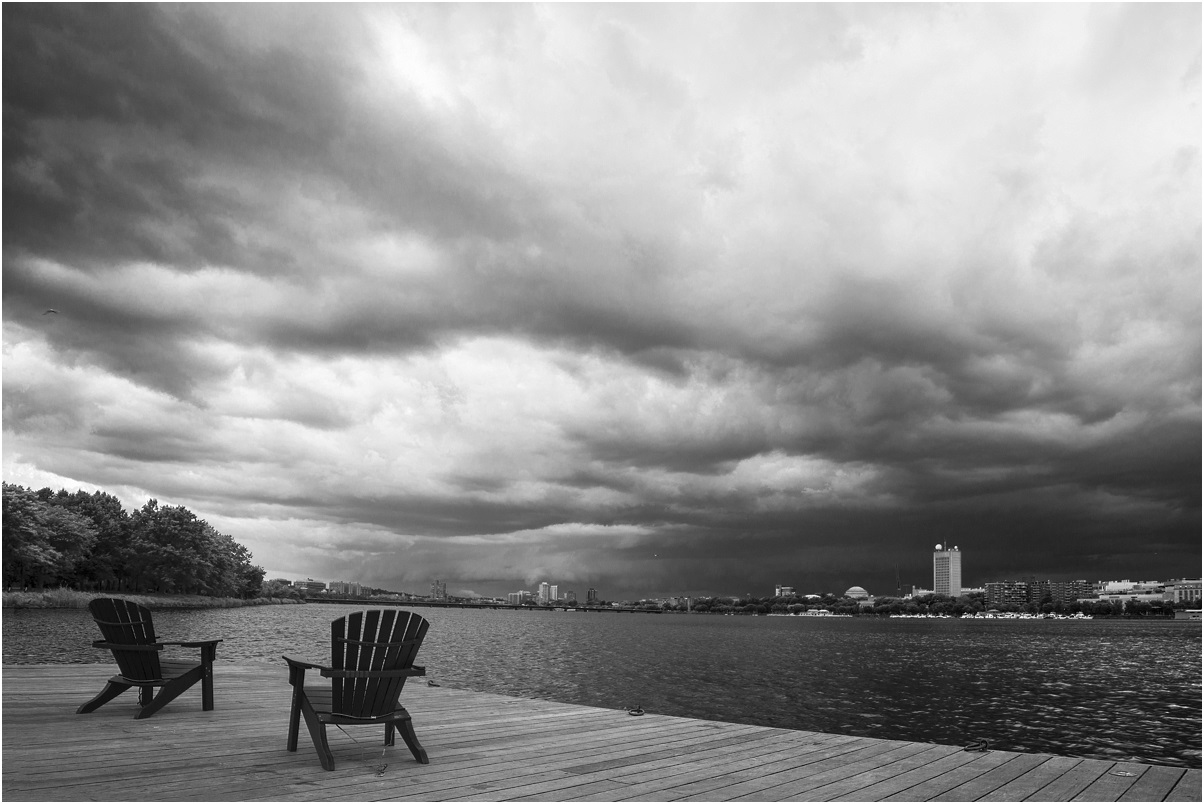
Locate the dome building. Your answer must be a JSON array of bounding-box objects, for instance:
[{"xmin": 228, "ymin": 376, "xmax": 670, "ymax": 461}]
[{"xmin": 844, "ymin": 586, "xmax": 871, "ymax": 600}]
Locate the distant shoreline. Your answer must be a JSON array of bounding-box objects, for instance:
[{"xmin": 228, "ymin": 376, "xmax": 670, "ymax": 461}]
[{"xmin": 2, "ymin": 588, "xmax": 303, "ymax": 610}]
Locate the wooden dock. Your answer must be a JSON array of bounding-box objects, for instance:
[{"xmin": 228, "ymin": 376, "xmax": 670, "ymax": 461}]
[{"xmin": 2, "ymin": 664, "xmax": 1199, "ymax": 801}]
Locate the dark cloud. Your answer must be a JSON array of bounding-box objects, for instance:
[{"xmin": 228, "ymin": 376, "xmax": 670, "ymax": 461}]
[{"xmin": 3, "ymin": 3, "xmax": 1198, "ymax": 599}]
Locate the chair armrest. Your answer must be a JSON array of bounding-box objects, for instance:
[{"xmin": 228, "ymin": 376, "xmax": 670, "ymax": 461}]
[
  {"xmin": 171, "ymin": 639, "xmax": 220, "ymax": 664},
  {"xmin": 320, "ymin": 665, "xmax": 426, "ymax": 679},
  {"xmin": 283, "ymin": 655, "xmax": 331, "ymax": 688},
  {"xmin": 283, "ymin": 655, "xmax": 329, "ymax": 672},
  {"xmin": 92, "ymin": 640, "xmax": 163, "ymax": 652}
]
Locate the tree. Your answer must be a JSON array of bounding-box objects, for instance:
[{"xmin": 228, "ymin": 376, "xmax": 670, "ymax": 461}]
[
  {"xmin": 49, "ymin": 489, "xmax": 133, "ymax": 590},
  {"xmin": 129, "ymin": 500, "xmax": 207, "ymax": 593},
  {"xmin": 128, "ymin": 500, "xmax": 261, "ymax": 596},
  {"xmin": 262, "ymin": 578, "xmax": 305, "ymax": 600},
  {"xmin": 5, "ymin": 483, "xmax": 265, "ymax": 598},
  {"xmin": 1125, "ymin": 599, "xmax": 1152, "ymax": 618},
  {"xmin": 2, "ymin": 484, "xmax": 97, "ymax": 589}
]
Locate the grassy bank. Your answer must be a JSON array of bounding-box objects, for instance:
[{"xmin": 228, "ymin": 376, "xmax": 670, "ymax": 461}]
[{"xmin": 2, "ymin": 588, "xmax": 303, "ymax": 610}]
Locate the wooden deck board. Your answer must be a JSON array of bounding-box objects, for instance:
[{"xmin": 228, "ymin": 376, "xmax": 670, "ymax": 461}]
[
  {"xmin": 3, "ymin": 663, "xmax": 1198, "ymax": 802},
  {"xmin": 1164, "ymin": 769, "xmax": 1203, "ymax": 802},
  {"xmin": 726, "ymin": 742, "xmax": 938, "ymax": 801},
  {"xmin": 816, "ymin": 745, "xmax": 976, "ymax": 801},
  {"xmin": 1116, "ymin": 766, "xmax": 1188, "ymax": 802},
  {"xmin": 1022, "ymin": 759, "xmax": 1115, "ymax": 801},
  {"xmin": 881, "ymin": 750, "xmax": 1024, "ymax": 801},
  {"xmin": 975, "ymin": 756, "xmax": 1085, "ymax": 802},
  {"xmin": 929, "ymin": 753, "xmax": 1059, "ymax": 802},
  {"xmin": 573, "ymin": 734, "xmax": 861, "ymax": 802},
  {"xmin": 455, "ymin": 731, "xmax": 818, "ymax": 803},
  {"xmin": 663, "ymin": 738, "xmax": 902, "ymax": 801},
  {"xmin": 824, "ymin": 746, "xmax": 985, "ymax": 801}
]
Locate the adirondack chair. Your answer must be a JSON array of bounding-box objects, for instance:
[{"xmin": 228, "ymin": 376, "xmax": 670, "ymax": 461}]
[
  {"xmin": 284, "ymin": 609, "xmax": 430, "ymax": 770},
  {"xmin": 77, "ymin": 597, "xmax": 222, "ymax": 719}
]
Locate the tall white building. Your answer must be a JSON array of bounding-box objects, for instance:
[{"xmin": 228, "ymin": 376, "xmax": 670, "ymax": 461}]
[
  {"xmin": 538, "ymin": 582, "xmax": 550, "ymax": 603},
  {"xmin": 932, "ymin": 545, "xmax": 962, "ymax": 597},
  {"xmin": 549, "ymin": 584, "xmax": 559, "ymax": 601}
]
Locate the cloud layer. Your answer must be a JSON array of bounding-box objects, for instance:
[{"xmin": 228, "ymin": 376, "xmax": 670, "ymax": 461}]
[{"xmin": 4, "ymin": 4, "xmax": 1199, "ymax": 598}]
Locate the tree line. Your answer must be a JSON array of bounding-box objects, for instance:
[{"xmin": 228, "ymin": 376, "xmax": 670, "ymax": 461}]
[{"xmin": 2, "ymin": 483, "xmax": 265, "ymax": 598}]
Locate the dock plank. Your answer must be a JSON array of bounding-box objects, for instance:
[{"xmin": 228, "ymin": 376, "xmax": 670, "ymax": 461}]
[
  {"xmin": 881, "ymin": 750, "xmax": 1019, "ymax": 801},
  {"xmin": 2, "ymin": 663, "xmax": 1198, "ymax": 802},
  {"xmin": 582, "ymin": 735, "xmax": 862, "ymax": 802},
  {"xmin": 670, "ymin": 738, "xmax": 904, "ymax": 801},
  {"xmin": 929, "ymin": 753, "xmax": 1055, "ymax": 801},
  {"xmin": 1026, "ymin": 759, "xmax": 1115, "ymax": 801},
  {"xmin": 977, "ymin": 756, "xmax": 1084, "ymax": 802},
  {"xmin": 1118, "ymin": 766, "xmax": 1187, "ymax": 802},
  {"xmin": 822, "ymin": 746, "xmax": 983, "ymax": 801},
  {"xmin": 1164, "ymin": 768, "xmax": 1202, "ymax": 802},
  {"xmin": 732, "ymin": 742, "xmax": 939, "ymax": 801},
  {"xmin": 1072, "ymin": 761, "xmax": 1153, "ymax": 802},
  {"xmin": 804, "ymin": 744, "xmax": 965, "ymax": 800}
]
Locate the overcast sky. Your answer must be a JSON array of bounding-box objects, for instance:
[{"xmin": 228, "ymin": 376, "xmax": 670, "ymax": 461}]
[{"xmin": 3, "ymin": 3, "xmax": 1199, "ymax": 600}]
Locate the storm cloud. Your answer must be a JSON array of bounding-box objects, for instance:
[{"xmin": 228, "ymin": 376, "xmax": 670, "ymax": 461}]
[{"xmin": 3, "ymin": 3, "xmax": 1199, "ymax": 599}]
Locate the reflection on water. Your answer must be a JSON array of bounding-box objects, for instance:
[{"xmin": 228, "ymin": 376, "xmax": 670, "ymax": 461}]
[{"xmin": 4, "ymin": 605, "xmax": 1200, "ymax": 768}]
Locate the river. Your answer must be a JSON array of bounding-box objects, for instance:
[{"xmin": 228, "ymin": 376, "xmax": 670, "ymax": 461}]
[{"xmin": 3, "ymin": 604, "xmax": 1200, "ymax": 768}]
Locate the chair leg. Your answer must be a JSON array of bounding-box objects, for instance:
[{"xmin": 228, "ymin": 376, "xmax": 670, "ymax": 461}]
[
  {"xmin": 201, "ymin": 664, "xmax": 215, "ymax": 711},
  {"xmin": 135, "ymin": 667, "xmax": 204, "ymax": 719},
  {"xmin": 395, "ymin": 717, "xmax": 429, "ymax": 764},
  {"xmin": 385, "ymin": 723, "xmax": 395, "ymax": 746},
  {"xmin": 77, "ymin": 680, "xmax": 133, "ymax": 714},
  {"xmin": 287, "ymin": 691, "xmax": 302, "ymax": 752},
  {"xmin": 297, "ymin": 696, "xmax": 335, "ymax": 770},
  {"xmin": 134, "ymin": 682, "xmax": 182, "ymax": 719}
]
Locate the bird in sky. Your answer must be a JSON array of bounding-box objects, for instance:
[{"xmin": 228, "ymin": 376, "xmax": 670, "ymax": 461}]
[{"xmin": 42, "ymin": 309, "xmax": 58, "ymax": 315}]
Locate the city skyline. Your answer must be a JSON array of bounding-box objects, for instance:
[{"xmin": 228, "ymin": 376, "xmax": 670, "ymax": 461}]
[
  {"xmin": 282, "ymin": 562, "xmax": 1200, "ymax": 606},
  {"xmin": 3, "ymin": 4, "xmax": 1199, "ymax": 602}
]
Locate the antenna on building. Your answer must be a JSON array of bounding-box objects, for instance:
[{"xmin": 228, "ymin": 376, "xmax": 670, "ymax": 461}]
[{"xmin": 895, "ymin": 564, "xmax": 901, "ymax": 597}]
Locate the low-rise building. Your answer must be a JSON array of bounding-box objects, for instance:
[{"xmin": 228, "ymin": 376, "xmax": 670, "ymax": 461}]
[
  {"xmin": 1170, "ymin": 579, "xmax": 1201, "ymax": 604},
  {"xmin": 1031, "ymin": 580, "xmax": 1094, "ymax": 604},
  {"xmin": 1088, "ymin": 592, "xmax": 1167, "ymax": 606},
  {"xmin": 985, "ymin": 581, "xmax": 1029, "ymax": 607},
  {"xmin": 1094, "ymin": 579, "xmax": 1165, "ymax": 595},
  {"xmin": 293, "ymin": 578, "xmax": 327, "ymax": 594},
  {"xmin": 986, "ymin": 579, "xmax": 1094, "ymax": 607}
]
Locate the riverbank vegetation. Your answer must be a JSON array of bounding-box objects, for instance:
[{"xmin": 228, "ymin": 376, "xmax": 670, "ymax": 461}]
[
  {"xmin": 1, "ymin": 587, "xmax": 301, "ymax": 609},
  {"xmin": 3, "ymin": 482, "xmax": 265, "ymax": 599}
]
